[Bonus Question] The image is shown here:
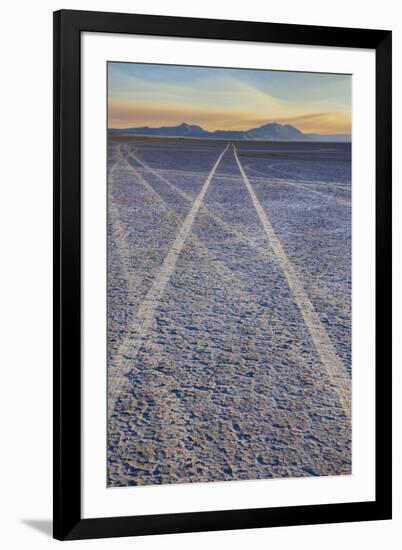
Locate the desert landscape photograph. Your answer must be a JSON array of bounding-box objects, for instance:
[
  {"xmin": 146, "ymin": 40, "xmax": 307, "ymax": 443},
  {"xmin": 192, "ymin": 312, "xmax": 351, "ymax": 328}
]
[{"xmin": 106, "ymin": 62, "xmax": 352, "ymax": 487}]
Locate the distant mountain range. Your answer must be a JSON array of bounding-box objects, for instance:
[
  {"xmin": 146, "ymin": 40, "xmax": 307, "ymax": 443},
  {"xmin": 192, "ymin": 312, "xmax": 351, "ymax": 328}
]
[{"xmin": 108, "ymin": 122, "xmax": 351, "ymax": 142}]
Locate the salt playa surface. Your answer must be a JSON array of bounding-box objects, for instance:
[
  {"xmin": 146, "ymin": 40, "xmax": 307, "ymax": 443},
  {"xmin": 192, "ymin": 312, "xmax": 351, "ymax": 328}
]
[{"xmin": 107, "ymin": 137, "xmax": 352, "ymax": 487}]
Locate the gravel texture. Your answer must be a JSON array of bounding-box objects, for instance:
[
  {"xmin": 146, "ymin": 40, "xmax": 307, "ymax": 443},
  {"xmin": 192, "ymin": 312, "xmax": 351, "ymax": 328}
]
[{"xmin": 107, "ymin": 137, "xmax": 352, "ymax": 487}]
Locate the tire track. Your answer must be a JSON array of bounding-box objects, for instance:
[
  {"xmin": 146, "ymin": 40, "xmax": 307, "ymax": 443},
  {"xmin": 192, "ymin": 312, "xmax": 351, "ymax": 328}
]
[
  {"xmin": 243, "ymin": 163, "xmax": 351, "ymax": 205},
  {"xmin": 108, "ymin": 155, "xmax": 140, "ymax": 298},
  {"xmin": 154, "ymin": 167, "xmax": 350, "ymax": 190},
  {"xmin": 113, "ymin": 143, "xmax": 260, "ymax": 372},
  {"xmin": 108, "ymin": 145, "xmax": 229, "ymax": 414},
  {"xmin": 233, "ymin": 144, "xmax": 351, "ymax": 418},
  {"xmin": 282, "ymin": 180, "xmax": 350, "ymax": 206},
  {"xmin": 123, "ymin": 146, "xmax": 274, "ymax": 262},
  {"xmin": 110, "ymin": 148, "xmax": 275, "ymax": 393},
  {"xmin": 243, "ymin": 160, "xmax": 351, "ymax": 189},
  {"xmin": 120, "ymin": 153, "xmax": 259, "ymax": 288}
]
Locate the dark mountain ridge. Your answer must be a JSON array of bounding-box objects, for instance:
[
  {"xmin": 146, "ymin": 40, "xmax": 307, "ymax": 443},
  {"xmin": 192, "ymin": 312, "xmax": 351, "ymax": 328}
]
[{"xmin": 109, "ymin": 121, "xmax": 350, "ymax": 142}]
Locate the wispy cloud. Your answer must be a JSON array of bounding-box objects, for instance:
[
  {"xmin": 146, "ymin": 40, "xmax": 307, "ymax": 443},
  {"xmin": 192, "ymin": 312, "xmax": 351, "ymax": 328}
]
[
  {"xmin": 268, "ymin": 112, "xmax": 351, "ymax": 134},
  {"xmin": 108, "ymin": 100, "xmax": 268, "ymax": 130}
]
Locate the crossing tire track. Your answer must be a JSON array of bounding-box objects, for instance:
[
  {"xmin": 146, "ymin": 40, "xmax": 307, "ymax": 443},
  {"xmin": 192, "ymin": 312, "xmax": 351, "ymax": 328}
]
[
  {"xmin": 124, "ymin": 146, "xmax": 275, "ymax": 262},
  {"xmin": 108, "ymin": 145, "xmax": 229, "ymax": 414},
  {"xmin": 121, "ymin": 153, "xmax": 259, "ymax": 289},
  {"xmin": 243, "ymin": 163, "xmax": 351, "ymax": 206}
]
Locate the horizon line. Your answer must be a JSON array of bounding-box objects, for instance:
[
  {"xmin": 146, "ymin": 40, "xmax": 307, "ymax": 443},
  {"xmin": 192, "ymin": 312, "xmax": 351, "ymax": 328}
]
[{"xmin": 107, "ymin": 121, "xmax": 351, "ymax": 136}]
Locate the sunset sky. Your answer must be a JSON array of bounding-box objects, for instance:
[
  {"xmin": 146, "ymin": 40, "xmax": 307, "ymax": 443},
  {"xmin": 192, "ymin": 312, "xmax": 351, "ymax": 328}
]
[{"xmin": 108, "ymin": 62, "xmax": 351, "ymax": 135}]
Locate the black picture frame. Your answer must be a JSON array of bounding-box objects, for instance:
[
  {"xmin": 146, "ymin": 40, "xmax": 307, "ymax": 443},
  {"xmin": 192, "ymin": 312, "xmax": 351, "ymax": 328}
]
[{"xmin": 53, "ymin": 9, "xmax": 392, "ymax": 541}]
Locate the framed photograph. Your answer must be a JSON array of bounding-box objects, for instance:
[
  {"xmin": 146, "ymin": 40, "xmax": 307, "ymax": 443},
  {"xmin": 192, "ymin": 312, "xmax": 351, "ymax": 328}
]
[{"xmin": 53, "ymin": 9, "xmax": 392, "ymax": 540}]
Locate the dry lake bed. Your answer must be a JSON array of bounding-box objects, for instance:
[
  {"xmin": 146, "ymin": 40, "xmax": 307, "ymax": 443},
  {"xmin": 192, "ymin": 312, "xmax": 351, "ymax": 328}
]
[{"xmin": 107, "ymin": 137, "xmax": 352, "ymax": 487}]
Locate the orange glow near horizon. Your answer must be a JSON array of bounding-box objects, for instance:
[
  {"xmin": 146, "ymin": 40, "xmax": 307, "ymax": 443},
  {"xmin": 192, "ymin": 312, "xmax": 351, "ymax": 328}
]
[
  {"xmin": 108, "ymin": 64, "xmax": 351, "ymax": 135},
  {"xmin": 108, "ymin": 101, "xmax": 351, "ymax": 134}
]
